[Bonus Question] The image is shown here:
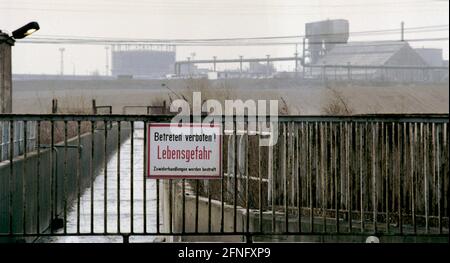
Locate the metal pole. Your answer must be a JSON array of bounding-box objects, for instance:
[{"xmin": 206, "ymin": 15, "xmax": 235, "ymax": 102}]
[
  {"xmin": 266, "ymin": 55, "xmax": 270, "ymax": 78},
  {"xmin": 239, "ymin": 55, "xmax": 243, "ymax": 75},
  {"xmin": 401, "ymin": 21, "xmax": 405, "ymax": 41},
  {"xmin": 302, "ymin": 38, "xmax": 306, "ymax": 78},
  {"xmin": 187, "ymin": 57, "xmax": 191, "ymax": 77},
  {"xmin": 105, "ymin": 46, "xmax": 109, "ymax": 76},
  {"xmin": 59, "ymin": 47, "xmax": 65, "ymax": 75},
  {"xmin": 213, "ymin": 56, "xmax": 217, "ymax": 72},
  {"xmin": 294, "ymin": 52, "xmax": 298, "ymax": 78}
]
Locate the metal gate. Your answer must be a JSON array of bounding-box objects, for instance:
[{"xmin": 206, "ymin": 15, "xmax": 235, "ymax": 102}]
[{"xmin": 0, "ymin": 114, "xmax": 448, "ymax": 243}]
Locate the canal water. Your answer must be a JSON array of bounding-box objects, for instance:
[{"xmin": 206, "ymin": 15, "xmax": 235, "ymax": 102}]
[{"xmin": 38, "ymin": 126, "xmax": 159, "ymax": 243}]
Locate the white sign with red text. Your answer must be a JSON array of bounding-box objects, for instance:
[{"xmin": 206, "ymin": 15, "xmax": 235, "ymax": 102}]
[{"xmin": 147, "ymin": 123, "xmax": 222, "ymax": 179}]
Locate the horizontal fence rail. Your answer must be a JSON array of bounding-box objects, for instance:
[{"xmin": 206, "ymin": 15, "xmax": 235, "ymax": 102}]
[{"xmin": 0, "ymin": 114, "xmax": 448, "ymax": 243}]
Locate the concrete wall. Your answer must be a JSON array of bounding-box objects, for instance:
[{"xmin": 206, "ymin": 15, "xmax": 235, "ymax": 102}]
[{"xmin": 0, "ymin": 124, "xmax": 130, "ymax": 242}]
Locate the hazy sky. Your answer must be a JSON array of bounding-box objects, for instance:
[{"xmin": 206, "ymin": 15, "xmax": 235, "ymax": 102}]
[{"xmin": 1, "ymin": 0, "xmax": 448, "ymax": 75}]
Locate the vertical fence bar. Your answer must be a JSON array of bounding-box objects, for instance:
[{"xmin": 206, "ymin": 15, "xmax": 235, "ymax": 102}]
[
  {"xmin": 50, "ymin": 120, "xmax": 55, "ymax": 233},
  {"xmin": 77, "ymin": 121, "xmax": 81, "ymax": 234},
  {"xmin": 234, "ymin": 126, "xmax": 238, "ymax": 233},
  {"xmin": 435, "ymin": 123, "xmax": 440, "ymax": 234},
  {"xmin": 208, "ymin": 178, "xmax": 212, "ymax": 233},
  {"xmin": 347, "ymin": 122, "xmax": 352, "ymax": 233},
  {"xmin": 437, "ymin": 123, "xmax": 442, "ymax": 234},
  {"xmin": 389, "ymin": 122, "xmax": 395, "ymax": 233},
  {"xmin": 340, "ymin": 122, "xmax": 345, "ymax": 232},
  {"xmin": 335, "ymin": 123, "xmax": 339, "ymax": 233},
  {"xmin": 156, "ymin": 178, "xmax": 160, "ymax": 234},
  {"xmin": 117, "ymin": 121, "xmax": 121, "ymax": 233},
  {"xmin": 397, "ymin": 122, "xmax": 403, "ymax": 234},
  {"xmin": 9, "ymin": 121, "xmax": 14, "ymax": 235},
  {"xmin": 402, "ymin": 122, "xmax": 412, "ymax": 235},
  {"xmin": 104, "ymin": 120, "xmax": 108, "ymax": 234},
  {"xmin": 315, "ymin": 122, "xmax": 320, "ymax": 233},
  {"xmin": 220, "ymin": 147, "xmax": 225, "ymax": 233},
  {"xmin": 63, "ymin": 121, "xmax": 68, "ymax": 234},
  {"xmin": 308, "ymin": 123, "xmax": 314, "ymax": 233},
  {"xmin": 283, "ymin": 123, "xmax": 288, "ymax": 233},
  {"xmin": 403, "ymin": 122, "xmax": 408, "ymax": 234},
  {"xmin": 359, "ymin": 123, "xmax": 364, "ymax": 233},
  {"xmin": 322, "ymin": 122, "xmax": 327, "ymax": 233},
  {"xmin": 411, "ymin": 123, "xmax": 417, "ymax": 234},
  {"xmin": 271, "ymin": 132, "xmax": 275, "ymax": 233},
  {"xmin": 182, "ymin": 178, "xmax": 185, "ymax": 234},
  {"xmin": 220, "ymin": 125, "xmax": 225, "ymax": 233},
  {"xmin": 441, "ymin": 123, "xmax": 447, "ymax": 234},
  {"xmin": 169, "ymin": 179, "xmax": 173, "ymax": 234},
  {"xmin": 22, "ymin": 121, "xmax": 27, "ymax": 234},
  {"xmin": 36, "ymin": 121, "xmax": 41, "ymax": 234},
  {"xmin": 372, "ymin": 122, "xmax": 377, "ymax": 234},
  {"xmin": 424, "ymin": 123, "xmax": 429, "ymax": 233},
  {"xmin": 130, "ymin": 121, "xmax": 134, "ymax": 234},
  {"xmin": 295, "ymin": 123, "xmax": 302, "ymax": 233},
  {"xmin": 245, "ymin": 132, "xmax": 250, "ymax": 234},
  {"xmin": 385, "ymin": 123, "xmax": 390, "ymax": 233},
  {"xmin": 297, "ymin": 123, "xmax": 302, "ymax": 233},
  {"xmin": 195, "ymin": 180, "xmax": 199, "ymax": 233},
  {"xmin": 258, "ymin": 127, "xmax": 263, "ymax": 233},
  {"xmin": 431, "ymin": 123, "xmax": 436, "ymax": 234},
  {"xmin": 143, "ymin": 122, "xmax": 147, "ymax": 234},
  {"xmin": 90, "ymin": 121, "xmax": 95, "ymax": 233}
]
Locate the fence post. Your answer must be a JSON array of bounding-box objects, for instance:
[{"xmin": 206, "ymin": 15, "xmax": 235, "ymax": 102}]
[
  {"xmin": 51, "ymin": 99, "xmax": 58, "ymax": 114},
  {"xmin": 92, "ymin": 99, "xmax": 97, "ymax": 114}
]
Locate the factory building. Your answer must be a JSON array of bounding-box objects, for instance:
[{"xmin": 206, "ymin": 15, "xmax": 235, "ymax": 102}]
[
  {"xmin": 414, "ymin": 48, "xmax": 444, "ymax": 66},
  {"xmin": 306, "ymin": 19, "xmax": 447, "ymax": 82}
]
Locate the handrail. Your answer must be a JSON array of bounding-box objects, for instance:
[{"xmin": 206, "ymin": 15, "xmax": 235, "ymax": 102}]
[{"xmin": 0, "ymin": 113, "xmax": 448, "ymax": 123}]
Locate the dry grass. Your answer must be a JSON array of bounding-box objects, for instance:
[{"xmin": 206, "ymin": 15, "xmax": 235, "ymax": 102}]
[
  {"xmin": 39, "ymin": 96, "xmax": 94, "ymax": 144},
  {"xmin": 322, "ymin": 87, "xmax": 354, "ymax": 115}
]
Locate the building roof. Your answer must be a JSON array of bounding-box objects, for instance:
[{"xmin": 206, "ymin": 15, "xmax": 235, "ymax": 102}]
[{"xmin": 314, "ymin": 41, "xmax": 412, "ymax": 66}]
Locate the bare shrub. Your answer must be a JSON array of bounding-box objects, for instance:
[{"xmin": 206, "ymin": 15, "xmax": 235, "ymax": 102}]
[
  {"xmin": 322, "ymin": 87, "xmax": 353, "ymax": 115},
  {"xmin": 279, "ymin": 97, "xmax": 290, "ymax": 115}
]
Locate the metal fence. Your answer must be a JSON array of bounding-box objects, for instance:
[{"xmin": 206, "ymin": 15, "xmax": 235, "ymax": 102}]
[
  {"xmin": 0, "ymin": 114, "xmax": 448, "ymax": 243},
  {"xmin": 0, "ymin": 121, "xmax": 37, "ymax": 162},
  {"xmin": 305, "ymin": 65, "xmax": 449, "ymax": 83}
]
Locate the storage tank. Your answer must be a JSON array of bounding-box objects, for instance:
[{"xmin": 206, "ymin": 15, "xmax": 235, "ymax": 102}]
[
  {"xmin": 111, "ymin": 44, "xmax": 176, "ymax": 78},
  {"xmin": 305, "ymin": 19, "xmax": 349, "ymax": 64}
]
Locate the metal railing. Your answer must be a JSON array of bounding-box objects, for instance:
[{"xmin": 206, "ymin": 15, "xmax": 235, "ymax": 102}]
[
  {"xmin": 0, "ymin": 121, "xmax": 37, "ymax": 162},
  {"xmin": 0, "ymin": 114, "xmax": 448, "ymax": 243},
  {"xmin": 305, "ymin": 64, "xmax": 449, "ymax": 83}
]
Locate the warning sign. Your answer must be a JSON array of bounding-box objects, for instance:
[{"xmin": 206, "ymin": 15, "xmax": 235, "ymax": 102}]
[{"xmin": 147, "ymin": 123, "xmax": 222, "ymax": 179}]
